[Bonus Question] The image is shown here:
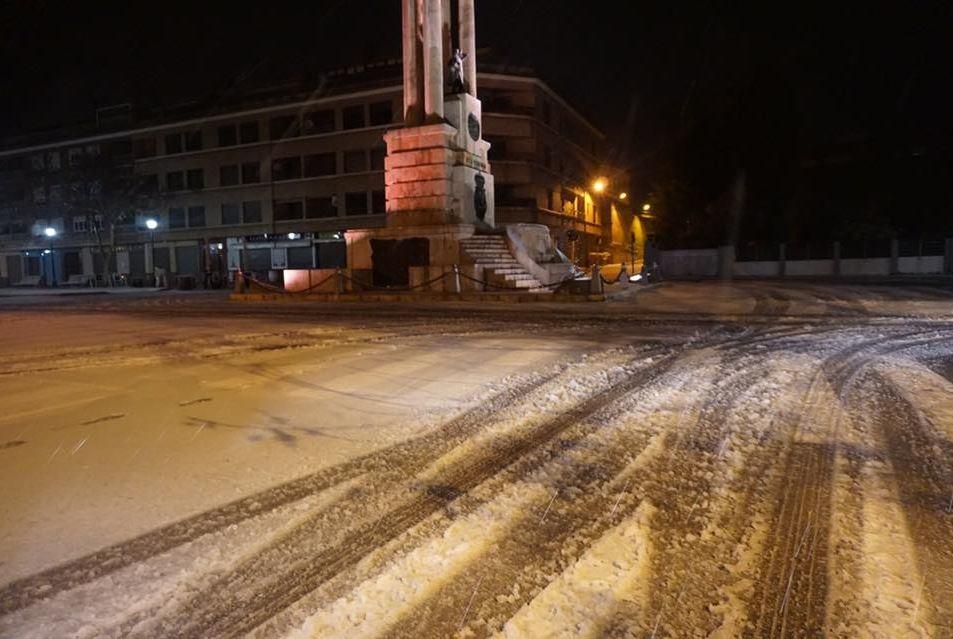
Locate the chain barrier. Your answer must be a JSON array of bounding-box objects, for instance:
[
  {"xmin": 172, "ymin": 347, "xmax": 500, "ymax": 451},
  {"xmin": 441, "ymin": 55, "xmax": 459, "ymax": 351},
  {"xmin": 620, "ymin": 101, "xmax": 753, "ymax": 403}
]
[
  {"xmin": 240, "ymin": 266, "xmax": 586, "ymax": 295},
  {"xmin": 599, "ymin": 270, "xmax": 626, "ymax": 285},
  {"xmin": 239, "ymin": 271, "xmax": 337, "ymax": 295}
]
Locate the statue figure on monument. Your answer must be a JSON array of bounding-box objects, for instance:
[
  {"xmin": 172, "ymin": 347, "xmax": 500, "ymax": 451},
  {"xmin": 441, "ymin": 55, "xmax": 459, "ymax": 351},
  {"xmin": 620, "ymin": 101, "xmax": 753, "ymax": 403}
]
[
  {"xmin": 474, "ymin": 174, "xmax": 487, "ymax": 221},
  {"xmin": 448, "ymin": 48, "xmax": 468, "ymax": 94}
]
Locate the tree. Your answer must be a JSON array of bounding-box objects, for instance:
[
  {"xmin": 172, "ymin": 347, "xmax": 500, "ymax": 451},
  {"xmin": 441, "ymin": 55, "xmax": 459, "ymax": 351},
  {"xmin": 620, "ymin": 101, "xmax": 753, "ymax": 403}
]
[{"xmin": 62, "ymin": 146, "xmax": 162, "ymax": 284}]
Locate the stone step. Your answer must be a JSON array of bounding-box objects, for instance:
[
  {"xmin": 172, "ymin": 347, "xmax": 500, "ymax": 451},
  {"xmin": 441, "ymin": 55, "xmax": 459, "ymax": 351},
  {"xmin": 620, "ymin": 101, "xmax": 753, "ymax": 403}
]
[{"xmin": 476, "ymin": 261, "xmax": 519, "ymax": 267}]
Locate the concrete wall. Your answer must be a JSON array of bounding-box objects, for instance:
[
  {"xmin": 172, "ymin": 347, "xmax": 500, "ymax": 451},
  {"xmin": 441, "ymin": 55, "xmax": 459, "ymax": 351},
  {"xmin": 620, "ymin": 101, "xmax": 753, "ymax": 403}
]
[
  {"xmin": 659, "ymin": 249, "xmax": 719, "ymax": 278},
  {"xmin": 785, "ymin": 259, "xmax": 835, "ymax": 277},
  {"xmin": 733, "ymin": 261, "xmax": 781, "ymax": 277},
  {"xmin": 898, "ymin": 255, "xmax": 944, "ymax": 274},
  {"xmin": 839, "ymin": 258, "xmax": 891, "ymax": 276},
  {"xmin": 661, "ymin": 244, "xmax": 952, "ymax": 280}
]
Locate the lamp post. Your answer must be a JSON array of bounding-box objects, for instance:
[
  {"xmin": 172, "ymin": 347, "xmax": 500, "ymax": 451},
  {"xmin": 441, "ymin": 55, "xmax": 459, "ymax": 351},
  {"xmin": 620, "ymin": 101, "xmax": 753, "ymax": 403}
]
[
  {"xmin": 44, "ymin": 227, "xmax": 57, "ymax": 287},
  {"xmin": 145, "ymin": 218, "xmax": 158, "ymax": 286}
]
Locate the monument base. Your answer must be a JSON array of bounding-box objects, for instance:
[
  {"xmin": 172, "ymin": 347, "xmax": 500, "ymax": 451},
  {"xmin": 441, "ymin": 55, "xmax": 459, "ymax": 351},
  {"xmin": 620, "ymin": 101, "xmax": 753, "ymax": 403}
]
[{"xmin": 345, "ymin": 224, "xmax": 477, "ymax": 288}]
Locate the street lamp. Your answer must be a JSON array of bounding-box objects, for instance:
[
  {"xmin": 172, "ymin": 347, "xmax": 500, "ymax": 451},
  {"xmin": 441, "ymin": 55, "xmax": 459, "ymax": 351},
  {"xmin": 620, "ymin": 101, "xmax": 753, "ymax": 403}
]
[
  {"xmin": 619, "ymin": 192, "xmax": 628, "ymax": 200},
  {"xmin": 145, "ymin": 218, "xmax": 158, "ymax": 286},
  {"xmin": 642, "ymin": 203, "xmax": 651, "ymax": 212},
  {"xmin": 592, "ymin": 178, "xmax": 608, "ymax": 194},
  {"xmin": 44, "ymin": 227, "xmax": 57, "ymax": 287}
]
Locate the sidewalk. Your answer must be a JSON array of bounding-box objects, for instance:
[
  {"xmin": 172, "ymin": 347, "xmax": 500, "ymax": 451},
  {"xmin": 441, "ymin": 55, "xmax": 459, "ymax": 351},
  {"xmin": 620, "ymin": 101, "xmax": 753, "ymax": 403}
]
[{"xmin": 0, "ymin": 287, "xmax": 165, "ymax": 297}]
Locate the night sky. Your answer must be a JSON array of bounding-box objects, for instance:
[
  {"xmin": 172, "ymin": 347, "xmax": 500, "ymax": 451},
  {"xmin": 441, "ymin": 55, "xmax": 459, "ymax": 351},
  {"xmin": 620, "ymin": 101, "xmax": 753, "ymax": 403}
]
[{"xmin": 2, "ymin": 1, "xmax": 950, "ymax": 244}]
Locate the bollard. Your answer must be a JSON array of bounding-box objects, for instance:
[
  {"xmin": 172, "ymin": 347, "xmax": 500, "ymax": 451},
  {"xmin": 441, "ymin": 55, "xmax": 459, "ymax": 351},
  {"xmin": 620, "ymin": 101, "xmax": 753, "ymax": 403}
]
[
  {"xmin": 590, "ymin": 264, "xmax": 604, "ymax": 295},
  {"xmin": 453, "ymin": 264, "xmax": 462, "ymax": 294},
  {"xmin": 618, "ymin": 262, "xmax": 629, "ymax": 287},
  {"xmin": 336, "ymin": 268, "xmax": 345, "ymax": 294}
]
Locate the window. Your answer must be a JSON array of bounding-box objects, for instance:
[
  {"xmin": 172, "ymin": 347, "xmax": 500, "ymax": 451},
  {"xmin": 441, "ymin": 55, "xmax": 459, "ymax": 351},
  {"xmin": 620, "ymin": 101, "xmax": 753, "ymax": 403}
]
[
  {"xmin": 132, "ymin": 138, "xmax": 156, "ymax": 158},
  {"xmin": 188, "ymin": 205, "xmax": 206, "ymax": 228},
  {"xmin": 139, "ymin": 174, "xmax": 159, "ymax": 195},
  {"xmin": 185, "ymin": 131, "xmax": 203, "ymax": 151},
  {"xmin": 30, "ymin": 154, "xmax": 45, "ymax": 171},
  {"xmin": 169, "ymin": 207, "xmax": 186, "ymax": 228},
  {"xmin": 371, "ymin": 190, "xmax": 386, "ymax": 214},
  {"xmin": 166, "ymin": 171, "xmax": 185, "ymax": 191},
  {"xmin": 46, "ymin": 151, "xmax": 61, "ymax": 170},
  {"xmin": 272, "ymin": 157, "xmax": 302, "ymax": 181},
  {"xmin": 68, "ymin": 147, "xmax": 84, "ymax": 166},
  {"xmin": 369, "ymin": 101, "xmax": 393, "ymax": 126},
  {"xmin": 343, "ymin": 150, "xmax": 367, "ymax": 173},
  {"xmin": 217, "ymin": 124, "xmax": 237, "ymax": 147},
  {"xmin": 239, "ymin": 121, "xmax": 259, "ymax": 144},
  {"xmin": 541, "ymin": 100, "xmax": 552, "ymax": 126},
  {"xmin": 370, "ymin": 147, "xmax": 386, "ymax": 171},
  {"xmin": 241, "ymin": 162, "xmax": 261, "ymax": 183},
  {"xmin": 305, "ymin": 196, "xmax": 337, "ymax": 219},
  {"xmin": 303, "ymin": 109, "xmax": 335, "ymax": 134},
  {"xmin": 342, "ymin": 105, "xmax": 366, "ymax": 130},
  {"xmin": 73, "ymin": 217, "xmax": 88, "ymax": 233},
  {"xmin": 304, "ymin": 152, "xmax": 337, "ymax": 177},
  {"xmin": 221, "ymin": 203, "xmax": 240, "ymax": 225},
  {"xmin": 219, "ymin": 165, "xmax": 239, "ymax": 186},
  {"xmin": 543, "ymin": 145, "xmax": 552, "ymax": 168},
  {"xmin": 274, "ymin": 200, "xmax": 304, "ymax": 221},
  {"xmin": 165, "ymin": 133, "xmax": 183, "ymax": 155},
  {"xmin": 242, "ymin": 201, "xmax": 262, "ymax": 224},
  {"xmin": 270, "ymin": 115, "xmax": 299, "ymax": 139},
  {"xmin": 345, "ymin": 192, "xmax": 368, "ymax": 215},
  {"xmin": 186, "ymin": 168, "xmax": 204, "ymax": 190},
  {"xmin": 488, "ymin": 138, "xmax": 508, "ymax": 160}
]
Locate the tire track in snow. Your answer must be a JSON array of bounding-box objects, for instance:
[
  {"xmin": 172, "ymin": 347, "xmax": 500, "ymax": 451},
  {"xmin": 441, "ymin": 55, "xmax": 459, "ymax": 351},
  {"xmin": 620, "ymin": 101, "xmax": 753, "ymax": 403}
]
[
  {"xmin": 377, "ymin": 359, "xmax": 713, "ymax": 638},
  {"xmin": 867, "ymin": 371, "xmax": 953, "ymax": 634},
  {"xmin": 742, "ymin": 328, "xmax": 953, "ymax": 638},
  {"xmin": 136, "ymin": 349, "xmax": 683, "ymax": 638},
  {"xmin": 0, "ymin": 369, "xmax": 565, "ymax": 616}
]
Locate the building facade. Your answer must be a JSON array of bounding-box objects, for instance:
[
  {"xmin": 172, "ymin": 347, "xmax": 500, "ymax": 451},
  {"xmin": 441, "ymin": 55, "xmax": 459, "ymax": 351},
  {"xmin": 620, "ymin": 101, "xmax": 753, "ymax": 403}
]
[{"xmin": 0, "ymin": 65, "xmax": 644, "ymax": 287}]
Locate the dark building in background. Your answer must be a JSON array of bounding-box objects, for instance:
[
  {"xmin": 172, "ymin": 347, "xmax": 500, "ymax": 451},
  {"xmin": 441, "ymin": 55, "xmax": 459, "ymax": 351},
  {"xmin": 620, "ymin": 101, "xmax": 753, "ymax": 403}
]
[{"xmin": 0, "ymin": 62, "xmax": 639, "ymax": 287}]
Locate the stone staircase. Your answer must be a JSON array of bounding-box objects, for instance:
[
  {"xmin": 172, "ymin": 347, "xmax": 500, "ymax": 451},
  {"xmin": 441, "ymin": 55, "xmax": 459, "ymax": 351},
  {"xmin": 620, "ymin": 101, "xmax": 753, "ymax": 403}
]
[{"xmin": 459, "ymin": 235, "xmax": 549, "ymax": 292}]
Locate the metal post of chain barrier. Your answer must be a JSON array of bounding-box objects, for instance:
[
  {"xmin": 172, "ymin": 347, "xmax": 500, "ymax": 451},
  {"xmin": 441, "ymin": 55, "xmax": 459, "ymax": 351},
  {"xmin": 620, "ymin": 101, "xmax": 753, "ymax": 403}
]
[
  {"xmin": 591, "ymin": 264, "xmax": 604, "ymax": 295},
  {"xmin": 618, "ymin": 262, "xmax": 629, "ymax": 286},
  {"xmin": 335, "ymin": 268, "xmax": 344, "ymax": 294},
  {"xmin": 234, "ymin": 271, "xmax": 244, "ymax": 294},
  {"xmin": 453, "ymin": 264, "xmax": 462, "ymax": 293}
]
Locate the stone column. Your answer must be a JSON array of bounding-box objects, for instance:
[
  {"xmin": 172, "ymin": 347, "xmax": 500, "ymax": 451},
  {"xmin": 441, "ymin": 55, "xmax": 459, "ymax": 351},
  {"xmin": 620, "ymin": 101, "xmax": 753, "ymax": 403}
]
[
  {"xmin": 459, "ymin": 0, "xmax": 477, "ymax": 95},
  {"xmin": 423, "ymin": 0, "xmax": 444, "ymax": 120},
  {"xmin": 442, "ymin": 0, "xmax": 453, "ymax": 64},
  {"xmin": 402, "ymin": 0, "xmax": 423, "ymax": 125}
]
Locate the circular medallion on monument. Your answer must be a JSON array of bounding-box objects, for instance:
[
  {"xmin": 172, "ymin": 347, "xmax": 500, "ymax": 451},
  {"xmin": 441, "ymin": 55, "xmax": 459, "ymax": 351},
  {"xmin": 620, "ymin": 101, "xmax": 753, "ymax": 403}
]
[{"xmin": 467, "ymin": 113, "xmax": 481, "ymax": 141}]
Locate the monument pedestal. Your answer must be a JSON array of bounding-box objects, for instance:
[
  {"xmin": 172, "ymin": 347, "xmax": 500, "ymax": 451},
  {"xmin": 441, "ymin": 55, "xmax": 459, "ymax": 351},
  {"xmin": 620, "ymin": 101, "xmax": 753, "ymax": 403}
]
[{"xmin": 346, "ymin": 92, "xmax": 495, "ymax": 287}]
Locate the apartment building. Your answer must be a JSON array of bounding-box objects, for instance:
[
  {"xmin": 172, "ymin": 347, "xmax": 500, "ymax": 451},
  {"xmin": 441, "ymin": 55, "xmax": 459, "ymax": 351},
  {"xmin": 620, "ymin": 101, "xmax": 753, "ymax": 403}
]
[{"xmin": 0, "ymin": 63, "xmax": 641, "ymax": 287}]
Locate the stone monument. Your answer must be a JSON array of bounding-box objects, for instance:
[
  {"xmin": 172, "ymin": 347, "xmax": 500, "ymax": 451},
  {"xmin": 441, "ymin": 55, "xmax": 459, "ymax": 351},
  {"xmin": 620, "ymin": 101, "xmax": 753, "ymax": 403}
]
[{"xmin": 345, "ymin": 0, "xmax": 495, "ymax": 287}]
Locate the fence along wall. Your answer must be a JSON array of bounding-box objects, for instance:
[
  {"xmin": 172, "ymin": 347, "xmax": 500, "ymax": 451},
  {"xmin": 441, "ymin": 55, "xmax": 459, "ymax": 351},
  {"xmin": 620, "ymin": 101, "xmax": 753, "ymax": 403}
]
[{"xmin": 659, "ymin": 238, "xmax": 953, "ymax": 279}]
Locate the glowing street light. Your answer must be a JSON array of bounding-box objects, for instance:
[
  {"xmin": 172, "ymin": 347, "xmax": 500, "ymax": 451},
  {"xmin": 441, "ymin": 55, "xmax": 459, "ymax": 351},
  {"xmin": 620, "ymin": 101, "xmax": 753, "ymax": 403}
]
[
  {"xmin": 642, "ymin": 203, "xmax": 652, "ymax": 212},
  {"xmin": 592, "ymin": 178, "xmax": 608, "ymax": 194},
  {"xmin": 619, "ymin": 192, "xmax": 628, "ymax": 200},
  {"xmin": 43, "ymin": 227, "xmax": 57, "ymax": 286},
  {"xmin": 145, "ymin": 218, "xmax": 158, "ymax": 230}
]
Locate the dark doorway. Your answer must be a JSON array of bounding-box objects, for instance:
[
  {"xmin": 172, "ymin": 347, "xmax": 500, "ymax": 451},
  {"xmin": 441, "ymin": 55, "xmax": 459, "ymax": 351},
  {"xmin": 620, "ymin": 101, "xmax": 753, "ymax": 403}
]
[
  {"xmin": 63, "ymin": 251, "xmax": 83, "ymax": 277},
  {"xmin": 6, "ymin": 255, "xmax": 22, "ymax": 283},
  {"xmin": 371, "ymin": 238, "xmax": 430, "ymax": 287}
]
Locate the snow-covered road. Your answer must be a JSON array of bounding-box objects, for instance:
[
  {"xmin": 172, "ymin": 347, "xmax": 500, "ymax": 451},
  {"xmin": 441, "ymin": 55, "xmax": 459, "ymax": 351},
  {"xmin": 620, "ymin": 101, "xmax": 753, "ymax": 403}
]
[{"xmin": 1, "ymin": 283, "xmax": 952, "ymax": 637}]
